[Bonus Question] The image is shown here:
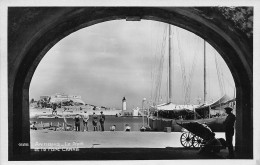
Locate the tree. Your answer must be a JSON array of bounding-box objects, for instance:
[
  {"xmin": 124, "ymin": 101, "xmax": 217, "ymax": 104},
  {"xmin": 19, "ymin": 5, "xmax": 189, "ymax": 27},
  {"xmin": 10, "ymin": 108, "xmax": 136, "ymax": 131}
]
[{"xmin": 216, "ymin": 7, "xmax": 253, "ymax": 38}]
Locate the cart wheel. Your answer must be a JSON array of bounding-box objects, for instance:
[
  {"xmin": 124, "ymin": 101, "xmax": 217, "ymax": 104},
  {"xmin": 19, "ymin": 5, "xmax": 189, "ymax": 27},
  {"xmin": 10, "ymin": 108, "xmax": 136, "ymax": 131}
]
[
  {"xmin": 180, "ymin": 132, "xmax": 193, "ymax": 148},
  {"xmin": 192, "ymin": 136, "xmax": 203, "ymax": 148}
]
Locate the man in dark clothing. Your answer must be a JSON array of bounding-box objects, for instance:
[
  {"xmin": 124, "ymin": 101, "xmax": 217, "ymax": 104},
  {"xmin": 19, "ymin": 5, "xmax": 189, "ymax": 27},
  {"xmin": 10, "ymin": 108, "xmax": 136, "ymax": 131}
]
[
  {"xmin": 99, "ymin": 111, "xmax": 105, "ymax": 131},
  {"xmin": 223, "ymin": 107, "xmax": 236, "ymax": 158},
  {"xmin": 52, "ymin": 103, "xmax": 57, "ymax": 115},
  {"xmin": 92, "ymin": 112, "xmax": 98, "ymax": 131},
  {"xmin": 74, "ymin": 114, "xmax": 81, "ymax": 131}
]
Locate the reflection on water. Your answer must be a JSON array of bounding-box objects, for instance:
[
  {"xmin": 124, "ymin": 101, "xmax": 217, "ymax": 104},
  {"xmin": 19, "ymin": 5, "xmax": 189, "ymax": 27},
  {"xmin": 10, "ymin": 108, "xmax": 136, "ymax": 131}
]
[{"xmin": 30, "ymin": 116, "xmax": 147, "ymax": 131}]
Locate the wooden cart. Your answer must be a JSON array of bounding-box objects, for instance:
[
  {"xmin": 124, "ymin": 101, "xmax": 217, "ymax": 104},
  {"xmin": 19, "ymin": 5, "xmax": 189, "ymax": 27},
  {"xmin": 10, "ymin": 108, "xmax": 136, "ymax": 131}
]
[{"xmin": 177, "ymin": 122, "xmax": 212, "ymax": 148}]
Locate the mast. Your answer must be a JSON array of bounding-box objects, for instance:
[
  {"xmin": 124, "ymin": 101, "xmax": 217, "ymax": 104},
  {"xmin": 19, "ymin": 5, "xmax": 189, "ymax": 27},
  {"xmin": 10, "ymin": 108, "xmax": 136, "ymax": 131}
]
[
  {"xmin": 203, "ymin": 40, "xmax": 207, "ymax": 103},
  {"xmin": 168, "ymin": 24, "xmax": 172, "ymax": 103}
]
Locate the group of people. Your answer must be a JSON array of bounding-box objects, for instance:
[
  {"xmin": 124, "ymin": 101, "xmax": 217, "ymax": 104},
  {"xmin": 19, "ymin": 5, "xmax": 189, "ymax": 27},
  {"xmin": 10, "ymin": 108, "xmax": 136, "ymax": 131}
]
[
  {"xmin": 62, "ymin": 110, "xmax": 132, "ymax": 132},
  {"xmin": 68, "ymin": 111, "xmax": 106, "ymax": 132},
  {"xmin": 91, "ymin": 111, "xmax": 106, "ymax": 131}
]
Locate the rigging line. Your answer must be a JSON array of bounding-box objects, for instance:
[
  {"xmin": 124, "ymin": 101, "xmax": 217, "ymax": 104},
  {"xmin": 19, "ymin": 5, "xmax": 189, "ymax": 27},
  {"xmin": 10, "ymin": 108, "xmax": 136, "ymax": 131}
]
[
  {"xmin": 154, "ymin": 25, "xmax": 167, "ymax": 105},
  {"xmin": 151, "ymin": 23, "xmax": 160, "ymax": 103},
  {"xmin": 213, "ymin": 49, "xmax": 226, "ymax": 95},
  {"xmin": 151, "ymin": 66, "xmax": 155, "ymax": 103},
  {"xmin": 152, "ymin": 24, "xmax": 161, "ymax": 102},
  {"xmin": 173, "ymin": 28, "xmax": 182, "ymax": 100},
  {"xmin": 185, "ymin": 40, "xmax": 199, "ymax": 104},
  {"xmin": 181, "ymin": 32, "xmax": 198, "ymax": 104},
  {"xmin": 208, "ymin": 53, "xmax": 211, "ymax": 102},
  {"xmin": 152, "ymin": 45, "xmax": 160, "ymax": 103},
  {"xmin": 168, "ymin": 24, "xmax": 172, "ymax": 103},
  {"xmin": 214, "ymin": 52, "xmax": 224, "ymax": 96},
  {"xmin": 157, "ymin": 26, "xmax": 167, "ymax": 104},
  {"xmin": 150, "ymin": 22, "xmax": 155, "ymax": 102},
  {"xmin": 221, "ymin": 73, "xmax": 235, "ymax": 89},
  {"xmin": 219, "ymin": 64, "xmax": 227, "ymax": 94},
  {"xmin": 185, "ymin": 35, "xmax": 201, "ymax": 104},
  {"xmin": 166, "ymin": 25, "xmax": 170, "ymax": 103},
  {"xmin": 154, "ymin": 56, "xmax": 161, "ymax": 104},
  {"xmin": 167, "ymin": 43, "xmax": 169, "ymax": 103},
  {"xmin": 175, "ymin": 28, "xmax": 188, "ymax": 104},
  {"xmin": 221, "ymin": 75, "xmax": 226, "ymax": 95},
  {"xmin": 175, "ymin": 28, "xmax": 199, "ymax": 105},
  {"xmin": 155, "ymin": 35, "xmax": 164, "ymax": 103},
  {"xmin": 160, "ymin": 25, "xmax": 169, "ymax": 103},
  {"xmin": 152, "ymin": 23, "xmax": 164, "ymax": 104},
  {"xmin": 207, "ymin": 42, "xmax": 213, "ymax": 102},
  {"xmin": 178, "ymin": 46, "xmax": 187, "ymax": 103},
  {"xmin": 215, "ymin": 50, "xmax": 227, "ymax": 95}
]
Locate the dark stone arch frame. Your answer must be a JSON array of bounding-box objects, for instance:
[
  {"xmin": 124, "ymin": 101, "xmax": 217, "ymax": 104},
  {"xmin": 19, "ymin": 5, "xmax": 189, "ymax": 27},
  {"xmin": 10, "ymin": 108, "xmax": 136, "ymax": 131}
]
[{"xmin": 8, "ymin": 7, "xmax": 253, "ymax": 160}]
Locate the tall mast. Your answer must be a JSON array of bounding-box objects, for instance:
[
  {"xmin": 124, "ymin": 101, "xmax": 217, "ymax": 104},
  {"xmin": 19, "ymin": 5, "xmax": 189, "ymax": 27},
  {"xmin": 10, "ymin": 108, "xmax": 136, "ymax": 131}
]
[
  {"xmin": 203, "ymin": 40, "xmax": 207, "ymax": 103},
  {"xmin": 168, "ymin": 24, "xmax": 172, "ymax": 103}
]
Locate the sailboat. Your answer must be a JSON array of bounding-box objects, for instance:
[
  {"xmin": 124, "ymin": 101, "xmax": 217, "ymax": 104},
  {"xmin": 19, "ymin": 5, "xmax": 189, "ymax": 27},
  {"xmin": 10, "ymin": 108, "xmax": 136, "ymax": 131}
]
[{"xmin": 148, "ymin": 25, "xmax": 236, "ymax": 132}]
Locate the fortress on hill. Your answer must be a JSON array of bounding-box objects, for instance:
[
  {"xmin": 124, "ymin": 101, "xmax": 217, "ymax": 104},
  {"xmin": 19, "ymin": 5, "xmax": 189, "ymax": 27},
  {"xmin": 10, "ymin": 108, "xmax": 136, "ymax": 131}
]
[{"xmin": 40, "ymin": 93, "xmax": 85, "ymax": 105}]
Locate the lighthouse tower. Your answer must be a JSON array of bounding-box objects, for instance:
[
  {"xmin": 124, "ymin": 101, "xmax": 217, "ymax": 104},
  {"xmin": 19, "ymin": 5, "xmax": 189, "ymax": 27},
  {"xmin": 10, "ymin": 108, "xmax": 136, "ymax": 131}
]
[{"xmin": 122, "ymin": 97, "xmax": 126, "ymax": 115}]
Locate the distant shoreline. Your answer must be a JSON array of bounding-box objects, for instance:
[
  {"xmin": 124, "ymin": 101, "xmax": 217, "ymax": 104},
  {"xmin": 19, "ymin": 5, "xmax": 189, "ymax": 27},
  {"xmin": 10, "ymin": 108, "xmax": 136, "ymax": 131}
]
[{"xmin": 30, "ymin": 106, "xmax": 123, "ymax": 118}]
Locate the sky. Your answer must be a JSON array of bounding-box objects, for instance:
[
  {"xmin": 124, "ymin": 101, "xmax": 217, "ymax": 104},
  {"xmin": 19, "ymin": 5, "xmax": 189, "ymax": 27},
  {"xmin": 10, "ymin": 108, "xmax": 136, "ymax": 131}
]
[{"xmin": 29, "ymin": 20, "xmax": 235, "ymax": 109}]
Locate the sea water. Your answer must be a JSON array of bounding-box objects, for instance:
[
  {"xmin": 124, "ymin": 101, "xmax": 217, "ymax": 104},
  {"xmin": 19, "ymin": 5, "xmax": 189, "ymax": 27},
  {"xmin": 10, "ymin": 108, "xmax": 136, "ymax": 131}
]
[{"xmin": 30, "ymin": 115, "xmax": 147, "ymax": 131}]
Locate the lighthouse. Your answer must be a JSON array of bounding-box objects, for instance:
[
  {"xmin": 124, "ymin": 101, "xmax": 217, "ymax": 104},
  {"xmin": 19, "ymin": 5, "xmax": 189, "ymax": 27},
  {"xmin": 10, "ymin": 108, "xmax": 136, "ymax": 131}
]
[{"xmin": 122, "ymin": 97, "xmax": 126, "ymax": 115}]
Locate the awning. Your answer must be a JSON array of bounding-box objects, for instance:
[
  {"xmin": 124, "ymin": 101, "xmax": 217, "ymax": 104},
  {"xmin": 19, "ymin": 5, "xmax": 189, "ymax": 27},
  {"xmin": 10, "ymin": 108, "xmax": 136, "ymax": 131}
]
[
  {"xmin": 196, "ymin": 94, "xmax": 235, "ymax": 111},
  {"xmin": 156, "ymin": 102, "xmax": 199, "ymax": 111}
]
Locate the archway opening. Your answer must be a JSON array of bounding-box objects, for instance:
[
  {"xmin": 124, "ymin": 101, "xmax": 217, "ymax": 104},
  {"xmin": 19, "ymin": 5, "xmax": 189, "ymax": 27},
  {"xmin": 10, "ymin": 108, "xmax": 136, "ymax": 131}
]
[{"xmin": 29, "ymin": 20, "xmax": 235, "ymax": 150}]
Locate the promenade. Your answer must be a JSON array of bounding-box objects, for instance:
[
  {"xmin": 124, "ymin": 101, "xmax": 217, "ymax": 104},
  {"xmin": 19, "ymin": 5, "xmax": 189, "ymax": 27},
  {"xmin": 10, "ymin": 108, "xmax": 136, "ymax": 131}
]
[
  {"xmin": 28, "ymin": 130, "xmax": 238, "ymax": 160},
  {"xmin": 31, "ymin": 130, "xmax": 187, "ymax": 148}
]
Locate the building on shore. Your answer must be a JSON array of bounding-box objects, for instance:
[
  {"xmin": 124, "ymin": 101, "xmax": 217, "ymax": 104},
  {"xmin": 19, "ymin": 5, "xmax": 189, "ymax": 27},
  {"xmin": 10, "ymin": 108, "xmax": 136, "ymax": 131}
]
[
  {"xmin": 40, "ymin": 93, "xmax": 85, "ymax": 105},
  {"xmin": 132, "ymin": 107, "xmax": 140, "ymax": 116},
  {"xmin": 40, "ymin": 95, "xmax": 50, "ymax": 101}
]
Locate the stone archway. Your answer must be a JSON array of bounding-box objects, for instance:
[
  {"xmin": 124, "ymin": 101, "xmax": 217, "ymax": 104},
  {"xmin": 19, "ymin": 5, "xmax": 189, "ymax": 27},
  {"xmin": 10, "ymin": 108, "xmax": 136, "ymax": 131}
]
[{"xmin": 8, "ymin": 7, "xmax": 253, "ymax": 159}]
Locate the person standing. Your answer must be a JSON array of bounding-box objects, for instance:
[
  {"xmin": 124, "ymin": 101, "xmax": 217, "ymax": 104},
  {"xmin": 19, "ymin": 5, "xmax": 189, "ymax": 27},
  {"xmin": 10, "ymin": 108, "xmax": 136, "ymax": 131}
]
[
  {"xmin": 82, "ymin": 111, "xmax": 89, "ymax": 131},
  {"xmin": 223, "ymin": 107, "xmax": 236, "ymax": 158},
  {"xmin": 52, "ymin": 103, "xmax": 57, "ymax": 115},
  {"xmin": 74, "ymin": 114, "xmax": 81, "ymax": 131},
  {"xmin": 63, "ymin": 113, "xmax": 73, "ymax": 131},
  {"xmin": 99, "ymin": 111, "xmax": 105, "ymax": 131},
  {"xmin": 92, "ymin": 112, "xmax": 98, "ymax": 131}
]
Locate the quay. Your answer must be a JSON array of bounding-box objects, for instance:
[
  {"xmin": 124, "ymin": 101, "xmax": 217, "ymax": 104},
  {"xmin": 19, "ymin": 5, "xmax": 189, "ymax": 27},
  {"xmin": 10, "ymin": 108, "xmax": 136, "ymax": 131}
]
[{"xmin": 26, "ymin": 130, "xmax": 241, "ymax": 160}]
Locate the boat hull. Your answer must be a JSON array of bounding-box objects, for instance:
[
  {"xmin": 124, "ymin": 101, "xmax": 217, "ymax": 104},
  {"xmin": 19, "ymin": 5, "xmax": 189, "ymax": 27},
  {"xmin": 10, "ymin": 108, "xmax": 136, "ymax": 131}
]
[{"xmin": 148, "ymin": 117, "xmax": 226, "ymax": 132}]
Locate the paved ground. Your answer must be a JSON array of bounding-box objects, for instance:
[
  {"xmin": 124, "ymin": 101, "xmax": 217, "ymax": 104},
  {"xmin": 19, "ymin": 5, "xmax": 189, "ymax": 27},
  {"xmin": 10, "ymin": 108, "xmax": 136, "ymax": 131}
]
[
  {"xmin": 25, "ymin": 130, "xmax": 240, "ymax": 160},
  {"xmin": 31, "ymin": 130, "xmax": 184, "ymax": 148},
  {"xmin": 31, "ymin": 130, "xmax": 226, "ymax": 148}
]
